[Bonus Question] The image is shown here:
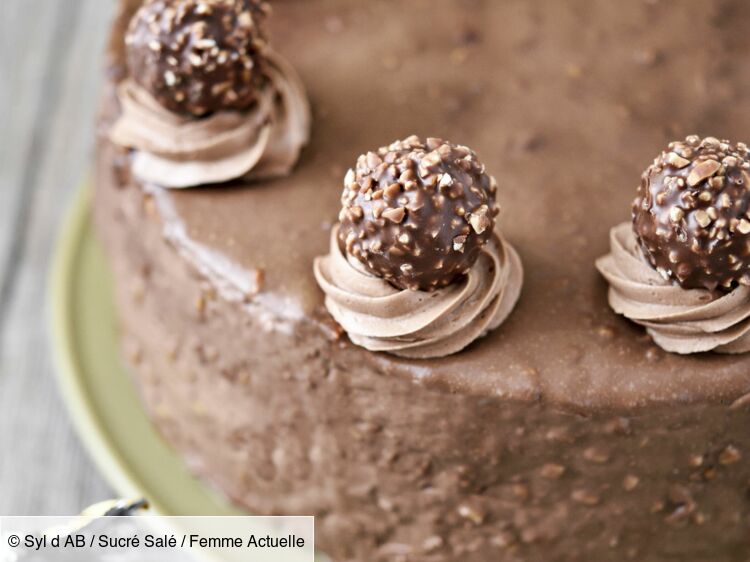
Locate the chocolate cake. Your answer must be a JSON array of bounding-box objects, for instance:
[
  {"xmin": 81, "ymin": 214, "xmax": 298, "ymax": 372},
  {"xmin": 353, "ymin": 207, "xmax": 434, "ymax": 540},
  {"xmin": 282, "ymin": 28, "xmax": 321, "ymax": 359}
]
[{"xmin": 94, "ymin": 1, "xmax": 750, "ymax": 560}]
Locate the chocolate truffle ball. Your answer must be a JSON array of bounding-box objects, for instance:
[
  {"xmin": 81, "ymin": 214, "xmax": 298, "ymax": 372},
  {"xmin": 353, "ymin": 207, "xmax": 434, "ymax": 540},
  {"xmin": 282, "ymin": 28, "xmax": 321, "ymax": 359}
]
[
  {"xmin": 125, "ymin": 0, "xmax": 270, "ymax": 117},
  {"xmin": 633, "ymin": 135, "xmax": 750, "ymax": 291},
  {"xmin": 337, "ymin": 136, "xmax": 499, "ymax": 291}
]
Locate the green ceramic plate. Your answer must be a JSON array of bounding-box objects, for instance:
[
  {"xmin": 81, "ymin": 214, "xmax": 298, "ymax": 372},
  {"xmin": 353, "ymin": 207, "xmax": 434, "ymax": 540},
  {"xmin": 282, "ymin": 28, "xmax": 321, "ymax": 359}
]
[{"xmin": 50, "ymin": 184, "xmax": 242, "ymax": 516}]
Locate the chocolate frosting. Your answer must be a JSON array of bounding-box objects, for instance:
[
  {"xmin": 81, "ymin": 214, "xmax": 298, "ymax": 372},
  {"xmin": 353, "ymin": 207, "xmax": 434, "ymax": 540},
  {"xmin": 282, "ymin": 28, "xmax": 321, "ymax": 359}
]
[
  {"xmin": 100, "ymin": 0, "xmax": 750, "ymax": 412},
  {"xmin": 110, "ymin": 49, "xmax": 310, "ymax": 188},
  {"xmin": 96, "ymin": 3, "xmax": 750, "ymax": 558},
  {"xmin": 314, "ymin": 226, "xmax": 523, "ymax": 358},
  {"xmin": 597, "ymin": 223, "xmax": 750, "ymax": 354}
]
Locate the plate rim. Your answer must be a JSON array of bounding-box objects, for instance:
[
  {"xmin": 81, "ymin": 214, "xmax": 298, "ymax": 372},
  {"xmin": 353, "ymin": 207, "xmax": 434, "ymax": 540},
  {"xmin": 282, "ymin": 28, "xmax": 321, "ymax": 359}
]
[{"xmin": 48, "ymin": 182, "xmax": 156, "ymax": 509}]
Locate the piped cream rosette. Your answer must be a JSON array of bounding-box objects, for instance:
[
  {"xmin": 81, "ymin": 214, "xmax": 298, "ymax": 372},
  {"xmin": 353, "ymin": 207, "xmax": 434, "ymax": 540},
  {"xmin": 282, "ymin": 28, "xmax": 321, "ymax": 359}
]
[
  {"xmin": 314, "ymin": 226, "xmax": 523, "ymax": 359},
  {"xmin": 110, "ymin": 50, "xmax": 310, "ymax": 188}
]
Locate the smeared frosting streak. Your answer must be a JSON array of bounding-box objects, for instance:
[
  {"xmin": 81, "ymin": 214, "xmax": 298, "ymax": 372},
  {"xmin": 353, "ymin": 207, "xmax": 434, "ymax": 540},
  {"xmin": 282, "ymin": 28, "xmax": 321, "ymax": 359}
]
[
  {"xmin": 314, "ymin": 226, "xmax": 523, "ymax": 358},
  {"xmin": 596, "ymin": 222, "xmax": 750, "ymax": 354},
  {"xmin": 110, "ymin": 50, "xmax": 310, "ymax": 188}
]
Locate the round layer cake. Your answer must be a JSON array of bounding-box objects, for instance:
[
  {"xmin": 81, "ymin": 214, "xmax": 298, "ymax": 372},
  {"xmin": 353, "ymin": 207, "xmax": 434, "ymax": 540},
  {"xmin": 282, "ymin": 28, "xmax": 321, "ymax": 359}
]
[{"xmin": 94, "ymin": 1, "xmax": 750, "ymax": 560}]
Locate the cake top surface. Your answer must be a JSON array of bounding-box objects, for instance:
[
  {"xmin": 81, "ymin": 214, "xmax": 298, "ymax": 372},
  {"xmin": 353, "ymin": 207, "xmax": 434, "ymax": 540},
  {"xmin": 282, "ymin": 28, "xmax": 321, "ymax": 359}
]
[{"xmin": 106, "ymin": 0, "xmax": 750, "ymax": 411}]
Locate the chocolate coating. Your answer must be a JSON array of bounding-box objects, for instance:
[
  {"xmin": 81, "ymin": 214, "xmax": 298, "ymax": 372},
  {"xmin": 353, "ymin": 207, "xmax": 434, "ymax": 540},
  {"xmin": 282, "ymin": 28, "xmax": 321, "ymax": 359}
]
[
  {"xmin": 125, "ymin": 0, "xmax": 270, "ymax": 117},
  {"xmin": 97, "ymin": 2, "xmax": 750, "ymax": 559},
  {"xmin": 337, "ymin": 136, "xmax": 498, "ymax": 291},
  {"xmin": 633, "ymin": 135, "xmax": 750, "ymax": 291}
]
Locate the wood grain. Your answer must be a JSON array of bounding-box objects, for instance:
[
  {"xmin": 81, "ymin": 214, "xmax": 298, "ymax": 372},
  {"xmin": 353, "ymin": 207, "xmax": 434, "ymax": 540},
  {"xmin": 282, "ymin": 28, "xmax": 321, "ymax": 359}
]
[{"xmin": 0, "ymin": 0, "xmax": 116, "ymax": 514}]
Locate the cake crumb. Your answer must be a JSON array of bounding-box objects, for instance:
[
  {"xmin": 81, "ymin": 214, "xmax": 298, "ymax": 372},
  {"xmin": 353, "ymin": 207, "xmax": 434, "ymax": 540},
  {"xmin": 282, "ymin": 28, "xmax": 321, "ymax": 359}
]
[
  {"xmin": 540, "ymin": 463, "xmax": 566, "ymax": 479},
  {"xmin": 623, "ymin": 474, "xmax": 640, "ymax": 491},
  {"xmin": 718, "ymin": 444, "xmax": 742, "ymax": 465}
]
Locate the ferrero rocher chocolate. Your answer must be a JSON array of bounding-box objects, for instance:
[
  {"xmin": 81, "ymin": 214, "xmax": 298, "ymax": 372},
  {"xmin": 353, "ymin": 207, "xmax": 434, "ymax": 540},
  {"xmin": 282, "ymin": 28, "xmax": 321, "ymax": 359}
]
[
  {"xmin": 337, "ymin": 136, "xmax": 498, "ymax": 291},
  {"xmin": 632, "ymin": 135, "xmax": 750, "ymax": 291},
  {"xmin": 125, "ymin": 0, "xmax": 270, "ymax": 117}
]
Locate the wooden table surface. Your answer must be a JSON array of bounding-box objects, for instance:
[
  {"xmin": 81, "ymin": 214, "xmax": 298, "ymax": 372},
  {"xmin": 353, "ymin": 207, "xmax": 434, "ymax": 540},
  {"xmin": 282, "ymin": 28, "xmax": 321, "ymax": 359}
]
[{"xmin": 0, "ymin": 0, "xmax": 116, "ymax": 514}]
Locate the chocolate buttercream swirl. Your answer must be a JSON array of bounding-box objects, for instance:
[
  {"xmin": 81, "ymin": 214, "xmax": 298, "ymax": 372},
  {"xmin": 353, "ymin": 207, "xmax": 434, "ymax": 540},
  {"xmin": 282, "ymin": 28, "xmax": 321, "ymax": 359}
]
[
  {"xmin": 314, "ymin": 226, "xmax": 523, "ymax": 359},
  {"xmin": 110, "ymin": 50, "xmax": 310, "ymax": 188},
  {"xmin": 596, "ymin": 222, "xmax": 750, "ymax": 354}
]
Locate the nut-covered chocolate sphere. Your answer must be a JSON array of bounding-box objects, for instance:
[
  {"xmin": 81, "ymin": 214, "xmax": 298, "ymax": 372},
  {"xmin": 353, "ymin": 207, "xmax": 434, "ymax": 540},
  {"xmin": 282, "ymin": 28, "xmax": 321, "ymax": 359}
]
[
  {"xmin": 125, "ymin": 0, "xmax": 270, "ymax": 117},
  {"xmin": 633, "ymin": 135, "xmax": 750, "ymax": 291},
  {"xmin": 337, "ymin": 136, "xmax": 499, "ymax": 291}
]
